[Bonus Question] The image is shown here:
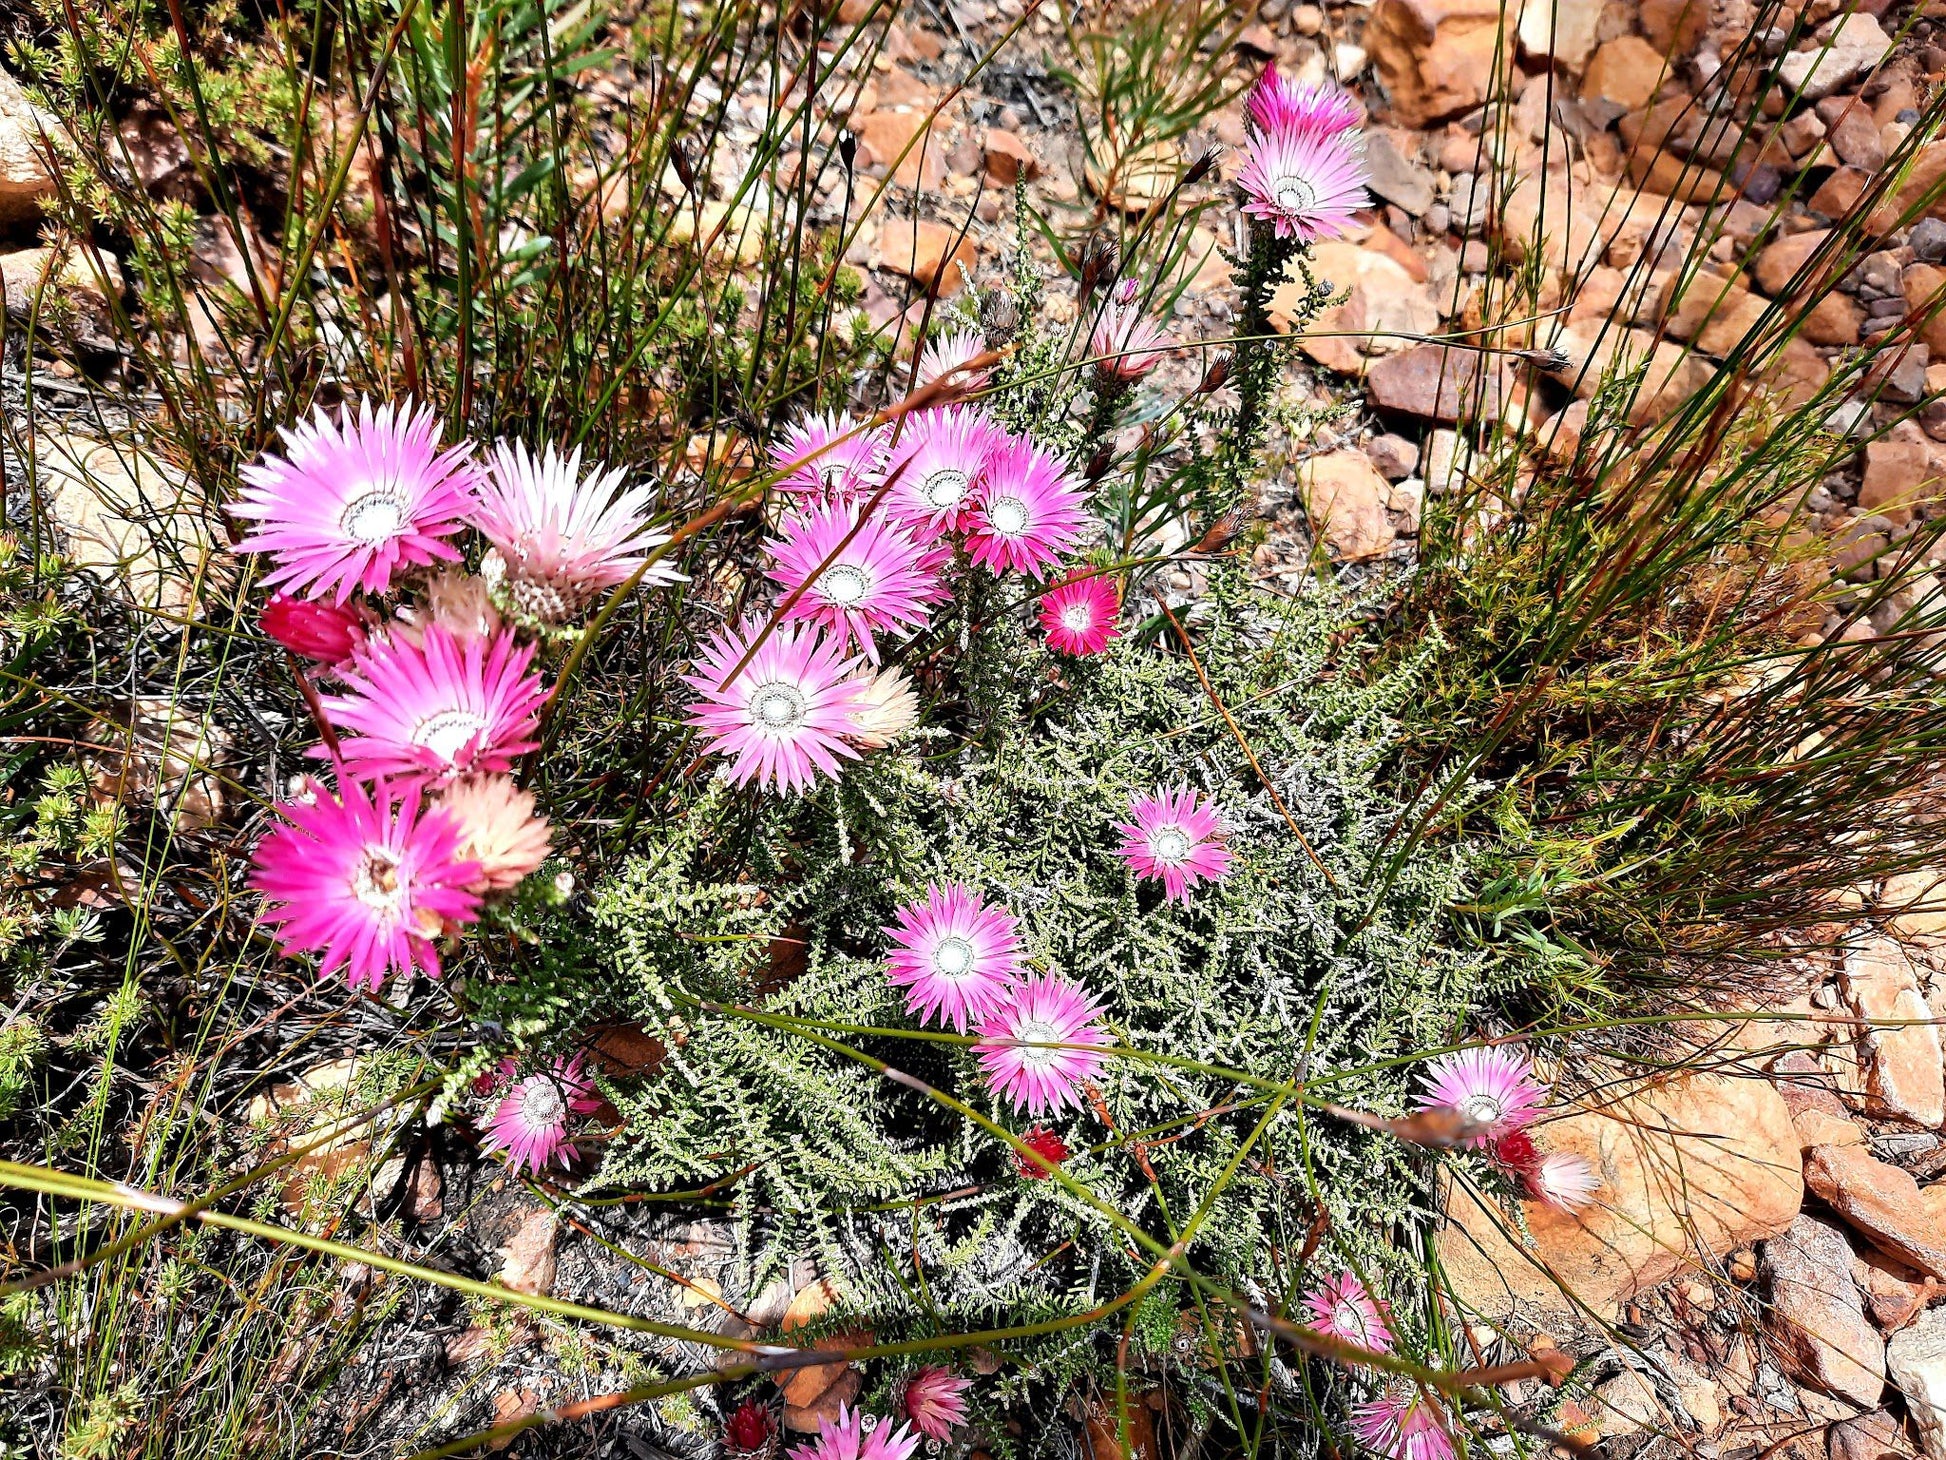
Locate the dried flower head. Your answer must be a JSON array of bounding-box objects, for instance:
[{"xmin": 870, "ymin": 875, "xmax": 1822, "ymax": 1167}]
[
  {"xmin": 843, "ymin": 666, "xmax": 921, "ymax": 749},
  {"xmin": 1530, "ymin": 1152, "xmax": 1600, "ymax": 1212},
  {"xmin": 914, "ymin": 329, "xmax": 991, "ymax": 393},
  {"xmin": 441, "ymin": 775, "xmax": 551, "ymax": 892}
]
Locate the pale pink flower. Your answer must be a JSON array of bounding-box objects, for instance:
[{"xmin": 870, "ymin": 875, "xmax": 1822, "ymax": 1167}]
[
  {"xmin": 1238, "ymin": 127, "xmax": 1372, "ymax": 243},
  {"xmin": 966, "ymin": 435, "xmax": 1089, "ymax": 579},
  {"xmin": 473, "ymin": 441, "xmax": 678, "ymax": 622},
  {"xmin": 322, "ymin": 625, "xmax": 547, "ymax": 783},
  {"xmin": 232, "ymin": 398, "xmax": 480, "ymax": 603},
  {"xmin": 481, "ymin": 1052, "xmax": 602, "ymax": 1176},
  {"xmin": 396, "ymin": 569, "xmax": 505, "ymax": 647},
  {"xmin": 883, "ymin": 407, "xmax": 1004, "ymax": 541},
  {"xmin": 1530, "ymin": 1152, "xmax": 1600, "ymax": 1212},
  {"xmin": 1090, "ymin": 284, "xmax": 1172, "ymax": 382},
  {"xmin": 786, "ymin": 1407, "xmax": 920, "ymax": 1460},
  {"xmin": 440, "ymin": 775, "xmax": 551, "ymax": 892},
  {"xmin": 884, "ymin": 882, "xmax": 1023, "ymax": 1033},
  {"xmin": 1303, "ymin": 1270, "xmax": 1395, "ymax": 1354},
  {"xmin": 250, "ymin": 776, "xmax": 481, "ymax": 992},
  {"xmin": 766, "ymin": 502, "xmax": 940, "ymax": 663},
  {"xmin": 683, "ymin": 619, "xmax": 864, "ymax": 794},
  {"xmin": 1115, "ymin": 785, "xmax": 1234, "ymax": 902},
  {"xmin": 1352, "ymin": 1391, "xmax": 1455, "ymax": 1460},
  {"xmin": 1416, "ymin": 1047, "xmax": 1548, "ymax": 1148},
  {"xmin": 976, "ymin": 973, "xmax": 1110, "ymax": 1116},
  {"xmin": 843, "ymin": 666, "xmax": 921, "ymax": 749},
  {"xmin": 1039, "ymin": 573, "xmax": 1121, "ymax": 656},
  {"xmin": 902, "ymin": 1367, "xmax": 971, "ymax": 1441},
  {"xmin": 1246, "ymin": 65, "xmax": 1364, "ymax": 139},
  {"xmin": 915, "ymin": 328, "xmax": 991, "ymax": 393},
  {"xmin": 772, "ymin": 414, "xmax": 888, "ymax": 503}
]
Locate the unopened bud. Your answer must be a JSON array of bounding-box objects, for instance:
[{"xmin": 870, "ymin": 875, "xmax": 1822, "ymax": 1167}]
[
  {"xmin": 1184, "ymin": 146, "xmax": 1222, "ymax": 187},
  {"xmin": 1197, "ymin": 352, "xmax": 1232, "ymax": 393},
  {"xmin": 838, "ymin": 131, "xmax": 858, "ymax": 171},
  {"xmin": 1078, "ymin": 233, "xmax": 1119, "ymax": 304},
  {"xmin": 670, "ymin": 143, "xmax": 698, "ymax": 194},
  {"xmin": 1085, "ymin": 446, "xmax": 1115, "ymax": 482}
]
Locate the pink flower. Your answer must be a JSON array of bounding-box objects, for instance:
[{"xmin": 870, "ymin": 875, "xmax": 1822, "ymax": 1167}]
[
  {"xmin": 473, "ymin": 440, "xmax": 678, "ymax": 622},
  {"xmin": 786, "ymin": 1407, "xmax": 920, "ymax": 1460},
  {"xmin": 1352, "ymin": 1392, "xmax": 1455, "ymax": 1460},
  {"xmin": 1416, "ymin": 1047, "xmax": 1548, "ymax": 1148},
  {"xmin": 1090, "ymin": 284, "xmax": 1172, "ymax": 381},
  {"xmin": 1529, "ymin": 1152, "xmax": 1600, "ymax": 1212},
  {"xmin": 966, "ymin": 435, "xmax": 1089, "ymax": 579},
  {"xmin": 481, "ymin": 1052, "xmax": 602, "ymax": 1176},
  {"xmin": 902, "ymin": 1367, "xmax": 970, "ymax": 1441},
  {"xmin": 231, "ymin": 398, "xmax": 481, "ymax": 603},
  {"xmin": 914, "ymin": 329, "xmax": 991, "ymax": 392},
  {"xmin": 883, "ymin": 407, "xmax": 1004, "ymax": 541},
  {"xmin": 683, "ymin": 619, "xmax": 864, "ymax": 794},
  {"xmin": 1039, "ymin": 572, "xmax": 1121, "ymax": 656},
  {"xmin": 1014, "ymin": 1124, "xmax": 1071, "ymax": 1179},
  {"xmin": 1237, "ymin": 127, "xmax": 1372, "ymax": 243},
  {"xmin": 1246, "ymin": 65, "xmax": 1364, "ymax": 140},
  {"xmin": 766, "ymin": 502, "xmax": 940, "ymax": 663},
  {"xmin": 976, "ymin": 973, "xmax": 1109, "ymax": 1116},
  {"xmin": 262, "ymin": 594, "xmax": 367, "ymax": 664},
  {"xmin": 1115, "ymin": 785, "xmax": 1234, "ymax": 902},
  {"xmin": 884, "ymin": 882, "xmax": 1023, "ymax": 1033},
  {"xmin": 250, "ymin": 776, "xmax": 481, "ymax": 992},
  {"xmin": 321, "ymin": 625, "xmax": 547, "ymax": 783},
  {"xmin": 1303, "ymin": 1270, "xmax": 1395, "ymax": 1354},
  {"xmin": 772, "ymin": 414, "xmax": 888, "ymax": 504}
]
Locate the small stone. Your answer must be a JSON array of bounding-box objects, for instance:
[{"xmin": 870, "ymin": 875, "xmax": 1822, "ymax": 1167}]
[
  {"xmin": 0, "ymin": 69, "xmax": 57, "ymax": 227},
  {"xmin": 1854, "ymin": 1247, "xmax": 1935, "ymax": 1331},
  {"xmin": 1235, "ymin": 23, "xmax": 1278, "ymax": 55},
  {"xmin": 854, "ymin": 109, "xmax": 943, "ymax": 189},
  {"xmin": 1300, "ymin": 451, "xmax": 1399, "ymax": 561},
  {"xmin": 1841, "ymin": 933, "xmax": 1946, "ymax": 1125},
  {"xmin": 1364, "ymin": 432, "xmax": 1420, "ymax": 480},
  {"xmin": 496, "ymin": 1205, "xmax": 558, "ymax": 1296},
  {"xmin": 1794, "ymin": 1107, "xmax": 1868, "ymax": 1150},
  {"xmin": 1294, "ymin": 3, "xmax": 1324, "ymax": 33},
  {"xmin": 116, "ymin": 100, "xmax": 198, "ymax": 203},
  {"xmin": 1782, "ymin": 111, "xmax": 1830, "ymax": 157},
  {"xmin": 1781, "ymin": 15, "xmax": 1894, "ymax": 101},
  {"xmin": 982, "ymin": 128, "xmax": 1039, "ymax": 185},
  {"xmin": 1365, "ymin": 343, "xmax": 1512, "ymax": 422},
  {"xmin": 1826, "ymin": 103, "xmax": 1890, "ymax": 170},
  {"xmin": 1583, "ymin": 36, "xmax": 1669, "ymax": 110},
  {"xmin": 1516, "ymin": 0, "xmax": 1600, "ymax": 69},
  {"xmin": 1763, "ymin": 1212, "xmax": 1887, "ymax": 1406},
  {"xmin": 1641, "ymin": 0, "xmax": 1710, "ymax": 56},
  {"xmin": 1804, "ymin": 1144, "xmax": 1946, "ymax": 1280},
  {"xmin": 1084, "ymin": 138, "xmax": 1180, "ymax": 212},
  {"xmin": 33, "ymin": 431, "xmax": 220, "ymax": 613},
  {"xmin": 1594, "ymin": 1368, "xmax": 1661, "ymax": 1436},
  {"xmin": 1755, "ymin": 229, "xmax": 1832, "ymax": 296},
  {"xmin": 1889, "ymin": 1308, "xmax": 1946, "ymax": 1459},
  {"xmin": 872, "ymin": 219, "xmax": 978, "ymax": 296},
  {"xmin": 1911, "ymin": 217, "xmax": 1946, "ymax": 263},
  {"xmin": 1364, "ymin": 131, "xmax": 1436, "ymax": 216}
]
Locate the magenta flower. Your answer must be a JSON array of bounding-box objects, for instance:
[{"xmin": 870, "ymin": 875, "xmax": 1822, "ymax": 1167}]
[
  {"xmin": 262, "ymin": 594, "xmax": 368, "ymax": 664},
  {"xmin": 1352, "ymin": 1392, "xmax": 1455, "ymax": 1460},
  {"xmin": 884, "ymin": 882, "xmax": 1023, "ymax": 1033},
  {"xmin": 250, "ymin": 776, "xmax": 481, "ymax": 992},
  {"xmin": 481, "ymin": 1052, "xmax": 602, "ymax": 1176},
  {"xmin": 1039, "ymin": 572, "xmax": 1121, "ymax": 656},
  {"xmin": 883, "ymin": 406, "xmax": 1004, "ymax": 541},
  {"xmin": 1530, "ymin": 1152, "xmax": 1599, "ymax": 1212},
  {"xmin": 1416, "ymin": 1047, "xmax": 1548, "ymax": 1148},
  {"xmin": 232, "ymin": 398, "xmax": 481, "ymax": 603},
  {"xmin": 473, "ymin": 441, "xmax": 678, "ymax": 621},
  {"xmin": 1090, "ymin": 284, "xmax": 1172, "ymax": 382},
  {"xmin": 1237, "ymin": 127, "xmax": 1372, "ymax": 243},
  {"xmin": 683, "ymin": 618, "xmax": 864, "ymax": 794},
  {"xmin": 725, "ymin": 1401, "xmax": 777, "ymax": 1457},
  {"xmin": 966, "ymin": 435, "xmax": 1089, "ymax": 579},
  {"xmin": 901, "ymin": 1367, "xmax": 971, "ymax": 1441},
  {"xmin": 1303, "ymin": 1270, "xmax": 1395, "ymax": 1354},
  {"xmin": 976, "ymin": 973, "xmax": 1110, "ymax": 1116},
  {"xmin": 1246, "ymin": 64, "xmax": 1364, "ymax": 139},
  {"xmin": 321, "ymin": 625, "xmax": 547, "ymax": 783},
  {"xmin": 914, "ymin": 328, "xmax": 991, "ymax": 392},
  {"xmin": 1115, "ymin": 785, "xmax": 1234, "ymax": 902},
  {"xmin": 772, "ymin": 414, "xmax": 888, "ymax": 503},
  {"xmin": 786, "ymin": 1407, "xmax": 920, "ymax": 1460},
  {"xmin": 766, "ymin": 502, "xmax": 940, "ymax": 663}
]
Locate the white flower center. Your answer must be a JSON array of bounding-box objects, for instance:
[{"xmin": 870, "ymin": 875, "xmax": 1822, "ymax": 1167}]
[
  {"xmin": 339, "ymin": 482, "xmax": 409, "ymax": 544},
  {"xmin": 1272, "ymin": 174, "xmax": 1317, "ymax": 215},
  {"xmin": 1459, "ymin": 1091, "xmax": 1505, "ymax": 1125},
  {"xmin": 1013, "ymin": 1015, "xmax": 1062, "ymax": 1068},
  {"xmin": 413, "ymin": 708, "xmax": 490, "ymax": 762},
  {"xmin": 988, "ymin": 496, "xmax": 1030, "ymax": 537},
  {"xmin": 821, "ymin": 563, "xmax": 872, "ymax": 607},
  {"xmin": 1061, "ymin": 602, "xmax": 1095, "ymax": 631},
  {"xmin": 350, "ymin": 846, "xmax": 406, "ymax": 920},
  {"xmin": 819, "ymin": 463, "xmax": 850, "ymax": 492},
  {"xmin": 922, "ymin": 467, "xmax": 969, "ymax": 509},
  {"xmin": 520, "ymin": 1079, "xmax": 568, "ymax": 1128},
  {"xmin": 750, "ymin": 680, "xmax": 807, "ymax": 732},
  {"xmin": 931, "ymin": 935, "xmax": 976, "ymax": 978},
  {"xmin": 1334, "ymin": 1300, "xmax": 1370, "ymax": 1343},
  {"xmin": 1149, "ymin": 825, "xmax": 1193, "ymax": 865}
]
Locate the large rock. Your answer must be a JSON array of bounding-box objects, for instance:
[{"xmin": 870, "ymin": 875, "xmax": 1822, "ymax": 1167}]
[
  {"xmin": 1438, "ymin": 1073, "xmax": 1801, "ymax": 1326},
  {"xmin": 31, "ymin": 431, "xmax": 220, "ymax": 614},
  {"xmin": 1804, "ymin": 1144, "xmax": 1946, "ymax": 1278},
  {"xmin": 1367, "ymin": 0, "xmax": 1515, "ymax": 127},
  {"xmin": 1278, "ymin": 241, "xmax": 1439, "ymax": 372},
  {"xmin": 1543, "ymin": 322, "xmax": 1712, "ymax": 426},
  {"xmin": 0, "ymin": 243, "xmax": 123, "ymax": 357},
  {"xmin": 1516, "ymin": 0, "xmax": 1600, "ymax": 70},
  {"xmin": 0, "ymin": 69, "xmax": 56, "ymax": 228},
  {"xmin": 1889, "ymin": 1308, "xmax": 1946, "ymax": 1459},
  {"xmin": 1365, "ymin": 343, "xmax": 1511, "ymax": 423},
  {"xmin": 1763, "ymin": 1213, "xmax": 1886, "ymax": 1407},
  {"xmin": 1842, "ymin": 935, "xmax": 1946, "ymax": 1128},
  {"xmin": 872, "ymin": 220, "xmax": 978, "ymax": 297},
  {"xmin": 1300, "ymin": 451, "xmax": 1397, "ymax": 562},
  {"xmin": 1780, "ymin": 15, "xmax": 1893, "ymax": 102}
]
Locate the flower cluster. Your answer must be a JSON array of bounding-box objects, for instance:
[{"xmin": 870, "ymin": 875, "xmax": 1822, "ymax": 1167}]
[
  {"xmin": 1416, "ymin": 1046, "xmax": 1599, "ymax": 1212},
  {"xmin": 1235, "ymin": 66, "xmax": 1373, "ymax": 244}
]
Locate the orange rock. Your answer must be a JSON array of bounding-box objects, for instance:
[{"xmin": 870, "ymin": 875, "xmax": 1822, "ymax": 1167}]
[
  {"xmin": 1366, "ymin": 0, "xmax": 1515, "ymax": 127},
  {"xmin": 854, "ymin": 110, "xmax": 942, "ymax": 189},
  {"xmin": 982, "ymin": 128, "xmax": 1039, "ymax": 185},
  {"xmin": 873, "ymin": 220, "xmax": 978, "ymax": 296}
]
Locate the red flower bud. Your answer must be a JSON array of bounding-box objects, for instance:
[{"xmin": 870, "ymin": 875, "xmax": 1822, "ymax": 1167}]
[
  {"xmin": 1492, "ymin": 1129, "xmax": 1539, "ymax": 1176},
  {"xmin": 1014, "ymin": 1125, "xmax": 1071, "ymax": 1179},
  {"xmin": 262, "ymin": 594, "xmax": 367, "ymax": 663},
  {"xmin": 725, "ymin": 1400, "xmax": 775, "ymax": 1455}
]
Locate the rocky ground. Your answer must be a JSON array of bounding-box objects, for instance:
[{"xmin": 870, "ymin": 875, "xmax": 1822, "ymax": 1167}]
[{"xmin": 10, "ymin": 0, "xmax": 1946, "ymax": 1453}]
